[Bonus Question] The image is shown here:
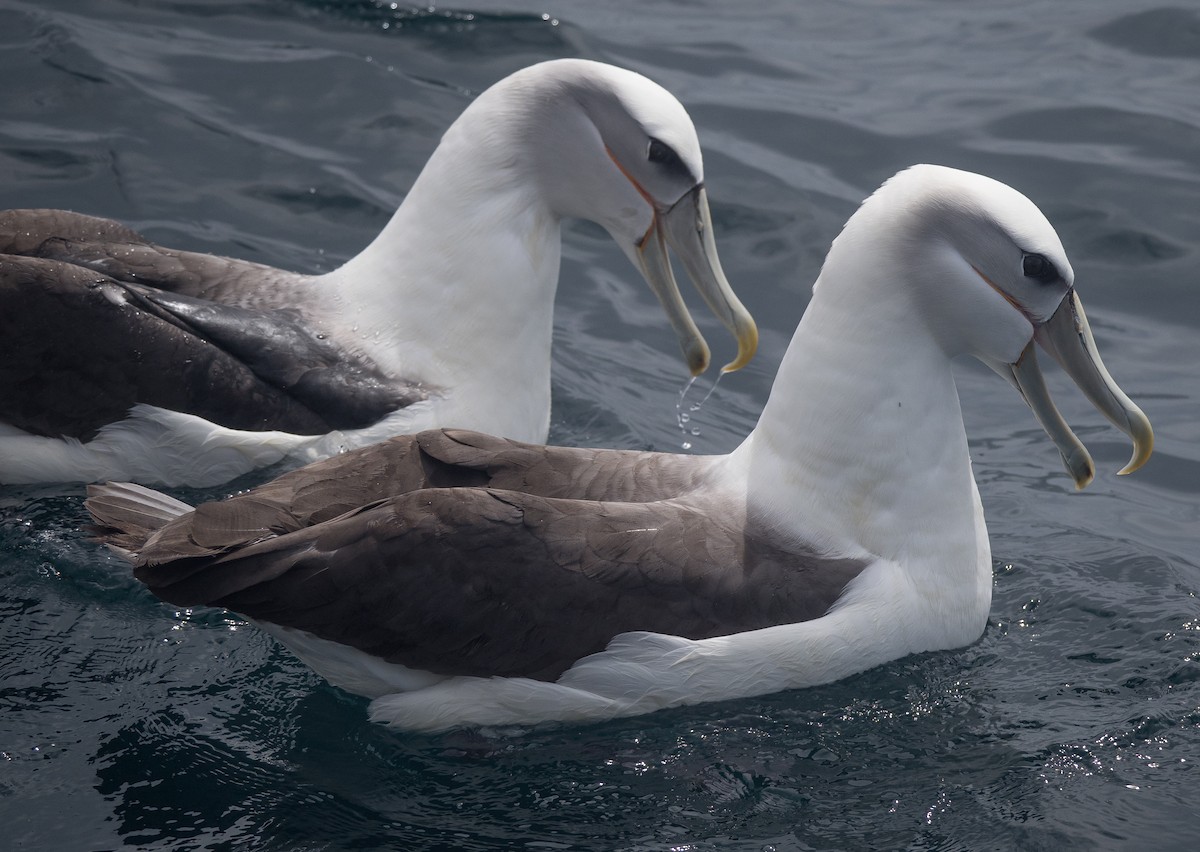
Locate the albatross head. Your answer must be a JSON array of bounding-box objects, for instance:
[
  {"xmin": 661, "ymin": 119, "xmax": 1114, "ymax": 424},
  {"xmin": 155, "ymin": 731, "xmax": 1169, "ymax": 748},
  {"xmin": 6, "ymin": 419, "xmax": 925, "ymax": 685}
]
[
  {"xmin": 858, "ymin": 164, "xmax": 1153, "ymax": 488},
  {"xmin": 494, "ymin": 59, "xmax": 758, "ymax": 375}
]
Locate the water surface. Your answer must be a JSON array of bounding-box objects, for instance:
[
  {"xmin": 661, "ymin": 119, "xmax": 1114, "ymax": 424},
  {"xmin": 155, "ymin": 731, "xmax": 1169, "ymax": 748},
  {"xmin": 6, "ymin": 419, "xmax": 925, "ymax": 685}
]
[{"xmin": 1, "ymin": 0, "xmax": 1198, "ymax": 849}]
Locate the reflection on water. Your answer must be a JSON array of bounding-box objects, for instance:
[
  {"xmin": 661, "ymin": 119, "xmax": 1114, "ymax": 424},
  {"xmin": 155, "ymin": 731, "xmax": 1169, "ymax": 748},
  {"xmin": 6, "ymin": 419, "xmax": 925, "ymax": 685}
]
[{"xmin": 1, "ymin": 0, "xmax": 1198, "ymax": 849}]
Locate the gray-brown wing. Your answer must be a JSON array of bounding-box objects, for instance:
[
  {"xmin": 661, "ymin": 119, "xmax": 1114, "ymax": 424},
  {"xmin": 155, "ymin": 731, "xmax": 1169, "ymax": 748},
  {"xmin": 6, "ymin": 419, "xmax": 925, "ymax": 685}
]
[
  {"xmin": 0, "ymin": 212, "xmax": 425, "ymax": 438},
  {"xmin": 0, "ymin": 208, "xmax": 292, "ymax": 306},
  {"xmin": 130, "ymin": 486, "xmax": 868, "ymax": 681},
  {"xmin": 124, "ymin": 429, "xmax": 717, "ymax": 561}
]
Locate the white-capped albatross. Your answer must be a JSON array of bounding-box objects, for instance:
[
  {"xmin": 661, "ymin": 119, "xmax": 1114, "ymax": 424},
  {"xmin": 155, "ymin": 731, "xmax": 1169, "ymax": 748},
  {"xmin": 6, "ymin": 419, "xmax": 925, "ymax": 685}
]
[
  {"xmin": 0, "ymin": 58, "xmax": 756, "ymax": 487},
  {"xmin": 86, "ymin": 165, "xmax": 1153, "ymax": 733}
]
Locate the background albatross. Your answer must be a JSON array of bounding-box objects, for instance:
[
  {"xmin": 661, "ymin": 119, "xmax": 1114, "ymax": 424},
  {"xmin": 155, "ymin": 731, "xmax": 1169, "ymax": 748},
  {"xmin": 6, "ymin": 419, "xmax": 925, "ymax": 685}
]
[
  {"xmin": 87, "ymin": 165, "xmax": 1153, "ymax": 733},
  {"xmin": 0, "ymin": 58, "xmax": 756, "ymax": 487}
]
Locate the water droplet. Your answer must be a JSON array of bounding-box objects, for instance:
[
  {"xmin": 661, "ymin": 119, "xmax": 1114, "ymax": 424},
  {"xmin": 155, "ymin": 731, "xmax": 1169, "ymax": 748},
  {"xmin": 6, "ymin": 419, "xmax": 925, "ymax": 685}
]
[
  {"xmin": 681, "ymin": 441, "xmax": 692, "ymax": 450},
  {"xmin": 675, "ymin": 372, "xmax": 725, "ymax": 450}
]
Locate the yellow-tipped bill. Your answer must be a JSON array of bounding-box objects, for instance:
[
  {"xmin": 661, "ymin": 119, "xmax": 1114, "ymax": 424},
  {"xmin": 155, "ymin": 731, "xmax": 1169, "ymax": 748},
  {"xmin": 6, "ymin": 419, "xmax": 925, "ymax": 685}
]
[
  {"xmin": 636, "ymin": 185, "xmax": 758, "ymax": 376},
  {"xmin": 1005, "ymin": 290, "xmax": 1153, "ymax": 489}
]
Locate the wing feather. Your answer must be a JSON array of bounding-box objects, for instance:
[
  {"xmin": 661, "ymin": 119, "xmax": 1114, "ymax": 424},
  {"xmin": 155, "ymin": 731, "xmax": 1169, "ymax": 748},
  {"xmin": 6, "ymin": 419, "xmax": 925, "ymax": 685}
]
[
  {"xmin": 122, "ymin": 484, "xmax": 866, "ymax": 681},
  {"xmin": 0, "ymin": 209, "xmax": 423, "ymax": 438}
]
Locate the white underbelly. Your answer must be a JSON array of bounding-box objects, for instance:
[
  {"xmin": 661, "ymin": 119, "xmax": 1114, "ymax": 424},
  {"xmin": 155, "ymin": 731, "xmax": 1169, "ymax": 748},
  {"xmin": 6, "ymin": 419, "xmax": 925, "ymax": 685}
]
[{"xmin": 0, "ymin": 401, "xmax": 437, "ymax": 487}]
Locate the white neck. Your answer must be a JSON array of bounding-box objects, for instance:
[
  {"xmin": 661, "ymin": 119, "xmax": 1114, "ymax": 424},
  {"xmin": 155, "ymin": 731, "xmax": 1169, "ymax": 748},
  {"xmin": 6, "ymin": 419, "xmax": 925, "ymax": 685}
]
[
  {"xmin": 318, "ymin": 108, "xmax": 562, "ymax": 443},
  {"xmin": 729, "ymin": 239, "xmax": 985, "ymax": 581}
]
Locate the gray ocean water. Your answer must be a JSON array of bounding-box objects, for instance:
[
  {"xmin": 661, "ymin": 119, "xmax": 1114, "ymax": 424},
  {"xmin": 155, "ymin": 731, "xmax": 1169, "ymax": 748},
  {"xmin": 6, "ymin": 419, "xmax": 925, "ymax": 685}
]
[{"xmin": 1, "ymin": 0, "xmax": 1198, "ymax": 849}]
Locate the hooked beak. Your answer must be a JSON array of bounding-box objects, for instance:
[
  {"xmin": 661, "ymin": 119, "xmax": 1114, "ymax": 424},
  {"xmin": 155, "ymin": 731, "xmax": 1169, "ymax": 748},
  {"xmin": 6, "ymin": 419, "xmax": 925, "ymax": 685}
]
[
  {"xmin": 1002, "ymin": 290, "xmax": 1153, "ymax": 489},
  {"xmin": 634, "ymin": 186, "xmax": 758, "ymax": 376}
]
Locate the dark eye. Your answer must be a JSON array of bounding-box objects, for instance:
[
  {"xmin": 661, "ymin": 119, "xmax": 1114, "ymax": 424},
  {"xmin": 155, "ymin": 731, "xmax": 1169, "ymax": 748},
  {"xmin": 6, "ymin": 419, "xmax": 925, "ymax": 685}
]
[
  {"xmin": 646, "ymin": 137, "xmax": 697, "ymax": 183},
  {"xmin": 648, "ymin": 137, "xmax": 682, "ymax": 168},
  {"xmin": 1022, "ymin": 253, "xmax": 1058, "ymax": 284}
]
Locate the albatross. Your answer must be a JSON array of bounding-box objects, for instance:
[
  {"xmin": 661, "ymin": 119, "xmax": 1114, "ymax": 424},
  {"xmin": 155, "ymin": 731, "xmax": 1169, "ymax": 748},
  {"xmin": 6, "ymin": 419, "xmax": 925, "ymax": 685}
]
[
  {"xmin": 0, "ymin": 58, "xmax": 756, "ymax": 487},
  {"xmin": 86, "ymin": 165, "xmax": 1153, "ymax": 733}
]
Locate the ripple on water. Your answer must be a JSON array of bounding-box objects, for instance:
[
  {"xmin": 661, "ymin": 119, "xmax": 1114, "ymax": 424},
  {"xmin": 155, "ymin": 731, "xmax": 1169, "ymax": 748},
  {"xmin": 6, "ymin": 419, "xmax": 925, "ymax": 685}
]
[
  {"xmin": 1089, "ymin": 7, "xmax": 1200, "ymax": 59},
  {"xmin": 1, "ymin": 0, "xmax": 1199, "ymax": 850}
]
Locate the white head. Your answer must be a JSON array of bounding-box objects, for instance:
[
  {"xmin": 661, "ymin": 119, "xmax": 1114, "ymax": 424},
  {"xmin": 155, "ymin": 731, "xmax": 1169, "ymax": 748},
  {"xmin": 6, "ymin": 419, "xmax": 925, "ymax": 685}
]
[
  {"xmin": 829, "ymin": 165, "xmax": 1070, "ymax": 361},
  {"xmin": 454, "ymin": 59, "xmax": 758, "ymax": 374},
  {"xmin": 830, "ymin": 164, "xmax": 1152, "ymax": 486}
]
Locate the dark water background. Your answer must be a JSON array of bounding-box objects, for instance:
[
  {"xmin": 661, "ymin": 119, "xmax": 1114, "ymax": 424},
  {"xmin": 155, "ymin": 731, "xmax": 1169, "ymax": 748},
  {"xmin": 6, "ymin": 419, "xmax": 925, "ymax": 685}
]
[{"xmin": 1, "ymin": 0, "xmax": 1198, "ymax": 848}]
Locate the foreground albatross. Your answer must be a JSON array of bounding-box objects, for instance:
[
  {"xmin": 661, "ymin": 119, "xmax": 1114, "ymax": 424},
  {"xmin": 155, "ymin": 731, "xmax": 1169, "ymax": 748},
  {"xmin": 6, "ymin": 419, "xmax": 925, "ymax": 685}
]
[
  {"xmin": 0, "ymin": 58, "xmax": 755, "ymax": 487},
  {"xmin": 87, "ymin": 165, "xmax": 1153, "ymax": 733}
]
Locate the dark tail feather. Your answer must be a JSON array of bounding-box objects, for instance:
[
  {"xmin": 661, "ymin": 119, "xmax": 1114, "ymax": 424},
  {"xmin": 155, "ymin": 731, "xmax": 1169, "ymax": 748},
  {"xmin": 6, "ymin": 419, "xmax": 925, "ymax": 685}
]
[{"xmin": 85, "ymin": 482, "xmax": 194, "ymax": 555}]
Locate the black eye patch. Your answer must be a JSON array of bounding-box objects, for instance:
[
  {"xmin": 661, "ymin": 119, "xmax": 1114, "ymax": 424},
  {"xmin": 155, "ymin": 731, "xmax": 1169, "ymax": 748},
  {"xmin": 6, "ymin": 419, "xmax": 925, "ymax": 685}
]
[
  {"xmin": 1022, "ymin": 253, "xmax": 1059, "ymax": 284},
  {"xmin": 647, "ymin": 137, "xmax": 693, "ymax": 182}
]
